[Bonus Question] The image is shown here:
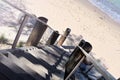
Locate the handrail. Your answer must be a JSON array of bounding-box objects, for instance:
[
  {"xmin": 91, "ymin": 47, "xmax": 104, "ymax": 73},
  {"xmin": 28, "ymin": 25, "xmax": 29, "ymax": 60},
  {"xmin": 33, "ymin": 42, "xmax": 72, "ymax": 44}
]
[
  {"xmin": 1, "ymin": 0, "xmax": 55, "ymax": 48},
  {"xmin": 78, "ymin": 46, "xmax": 116, "ymax": 80},
  {"xmin": 1, "ymin": 0, "xmax": 54, "ymax": 31},
  {"xmin": 12, "ymin": 14, "xmax": 29, "ymax": 49}
]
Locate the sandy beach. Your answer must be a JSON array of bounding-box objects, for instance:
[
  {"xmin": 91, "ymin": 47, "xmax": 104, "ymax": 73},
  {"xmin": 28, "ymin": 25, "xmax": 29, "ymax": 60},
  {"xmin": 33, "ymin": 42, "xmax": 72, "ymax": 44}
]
[
  {"xmin": 23, "ymin": 0, "xmax": 120, "ymax": 78},
  {"xmin": 0, "ymin": 0, "xmax": 120, "ymax": 79}
]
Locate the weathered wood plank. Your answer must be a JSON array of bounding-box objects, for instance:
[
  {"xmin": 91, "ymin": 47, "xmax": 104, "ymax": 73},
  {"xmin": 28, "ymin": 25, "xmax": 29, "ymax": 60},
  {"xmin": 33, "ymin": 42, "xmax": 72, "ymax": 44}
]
[
  {"xmin": 57, "ymin": 28, "xmax": 71, "ymax": 46},
  {"xmin": 0, "ymin": 44, "xmax": 70, "ymax": 80},
  {"xmin": 0, "ymin": 53, "xmax": 34, "ymax": 80},
  {"xmin": 0, "ymin": 62, "xmax": 24, "ymax": 80},
  {"xmin": 12, "ymin": 15, "xmax": 29, "ymax": 49},
  {"xmin": 6, "ymin": 52, "xmax": 46, "ymax": 80},
  {"xmin": 46, "ymin": 31, "xmax": 59, "ymax": 45},
  {"xmin": 17, "ymin": 45, "xmax": 68, "ymax": 79},
  {"xmin": 64, "ymin": 46, "xmax": 85, "ymax": 80},
  {"xmin": 26, "ymin": 17, "xmax": 48, "ymax": 46},
  {"xmin": 79, "ymin": 47, "xmax": 116, "ymax": 80},
  {"xmin": 0, "ymin": 72, "xmax": 10, "ymax": 80}
]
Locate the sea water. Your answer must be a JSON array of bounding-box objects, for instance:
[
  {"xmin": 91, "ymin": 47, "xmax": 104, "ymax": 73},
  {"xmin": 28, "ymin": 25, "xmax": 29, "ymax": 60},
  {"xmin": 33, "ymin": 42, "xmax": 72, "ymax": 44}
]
[{"xmin": 89, "ymin": 0, "xmax": 120, "ymax": 23}]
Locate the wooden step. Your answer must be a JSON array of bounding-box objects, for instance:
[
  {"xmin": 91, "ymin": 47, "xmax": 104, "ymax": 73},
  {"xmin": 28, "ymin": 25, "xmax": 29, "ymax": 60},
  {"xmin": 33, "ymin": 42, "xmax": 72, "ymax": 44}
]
[
  {"xmin": 11, "ymin": 49, "xmax": 56, "ymax": 73},
  {"xmin": 0, "ymin": 62, "xmax": 24, "ymax": 80},
  {"xmin": 0, "ymin": 53, "xmax": 35, "ymax": 80},
  {"xmin": 3, "ymin": 52, "xmax": 46, "ymax": 80},
  {"xmin": 18, "ymin": 57, "xmax": 48, "ymax": 78},
  {"xmin": 0, "ymin": 45, "xmax": 68, "ymax": 80},
  {"xmin": 20, "ymin": 46, "xmax": 66, "ymax": 72},
  {"xmin": 20, "ymin": 46, "xmax": 58, "ymax": 65}
]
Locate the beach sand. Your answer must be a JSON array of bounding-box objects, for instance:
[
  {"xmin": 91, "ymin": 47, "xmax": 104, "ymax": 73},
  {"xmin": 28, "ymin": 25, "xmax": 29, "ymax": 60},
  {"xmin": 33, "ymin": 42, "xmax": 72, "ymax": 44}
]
[
  {"xmin": 24, "ymin": 0, "xmax": 120, "ymax": 78},
  {"xmin": 0, "ymin": 0, "xmax": 120, "ymax": 79}
]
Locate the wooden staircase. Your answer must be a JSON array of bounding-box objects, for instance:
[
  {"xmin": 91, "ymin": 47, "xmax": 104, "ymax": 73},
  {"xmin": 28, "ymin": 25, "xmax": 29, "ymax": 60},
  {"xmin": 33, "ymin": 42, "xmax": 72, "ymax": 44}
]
[{"xmin": 0, "ymin": 45, "xmax": 69, "ymax": 80}]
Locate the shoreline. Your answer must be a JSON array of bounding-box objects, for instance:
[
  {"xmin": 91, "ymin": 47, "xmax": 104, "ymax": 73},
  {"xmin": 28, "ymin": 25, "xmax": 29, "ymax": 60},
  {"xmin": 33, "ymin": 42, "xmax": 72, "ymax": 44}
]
[
  {"xmin": 78, "ymin": 0, "xmax": 120, "ymax": 78},
  {"xmin": 81, "ymin": 0, "xmax": 120, "ymax": 28},
  {"xmin": 87, "ymin": 0, "xmax": 120, "ymax": 29}
]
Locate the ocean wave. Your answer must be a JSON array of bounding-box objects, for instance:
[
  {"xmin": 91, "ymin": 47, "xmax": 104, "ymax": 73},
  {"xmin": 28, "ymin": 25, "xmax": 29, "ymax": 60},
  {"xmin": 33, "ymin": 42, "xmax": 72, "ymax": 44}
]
[{"xmin": 88, "ymin": 0, "xmax": 120, "ymax": 23}]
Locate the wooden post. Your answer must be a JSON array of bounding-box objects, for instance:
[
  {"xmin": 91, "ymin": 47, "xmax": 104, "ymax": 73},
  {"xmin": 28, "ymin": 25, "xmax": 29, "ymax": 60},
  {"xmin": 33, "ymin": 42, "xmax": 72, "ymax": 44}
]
[
  {"xmin": 26, "ymin": 17, "xmax": 48, "ymax": 46},
  {"xmin": 64, "ymin": 41, "xmax": 86, "ymax": 80},
  {"xmin": 46, "ymin": 31, "xmax": 59, "ymax": 45},
  {"xmin": 57, "ymin": 28, "xmax": 71, "ymax": 46},
  {"xmin": 64, "ymin": 40, "xmax": 92, "ymax": 80},
  {"xmin": 12, "ymin": 14, "xmax": 29, "ymax": 49},
  {"xmin": 79, "ymin": 47, "xmax": 116, "ymax": 80}
]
